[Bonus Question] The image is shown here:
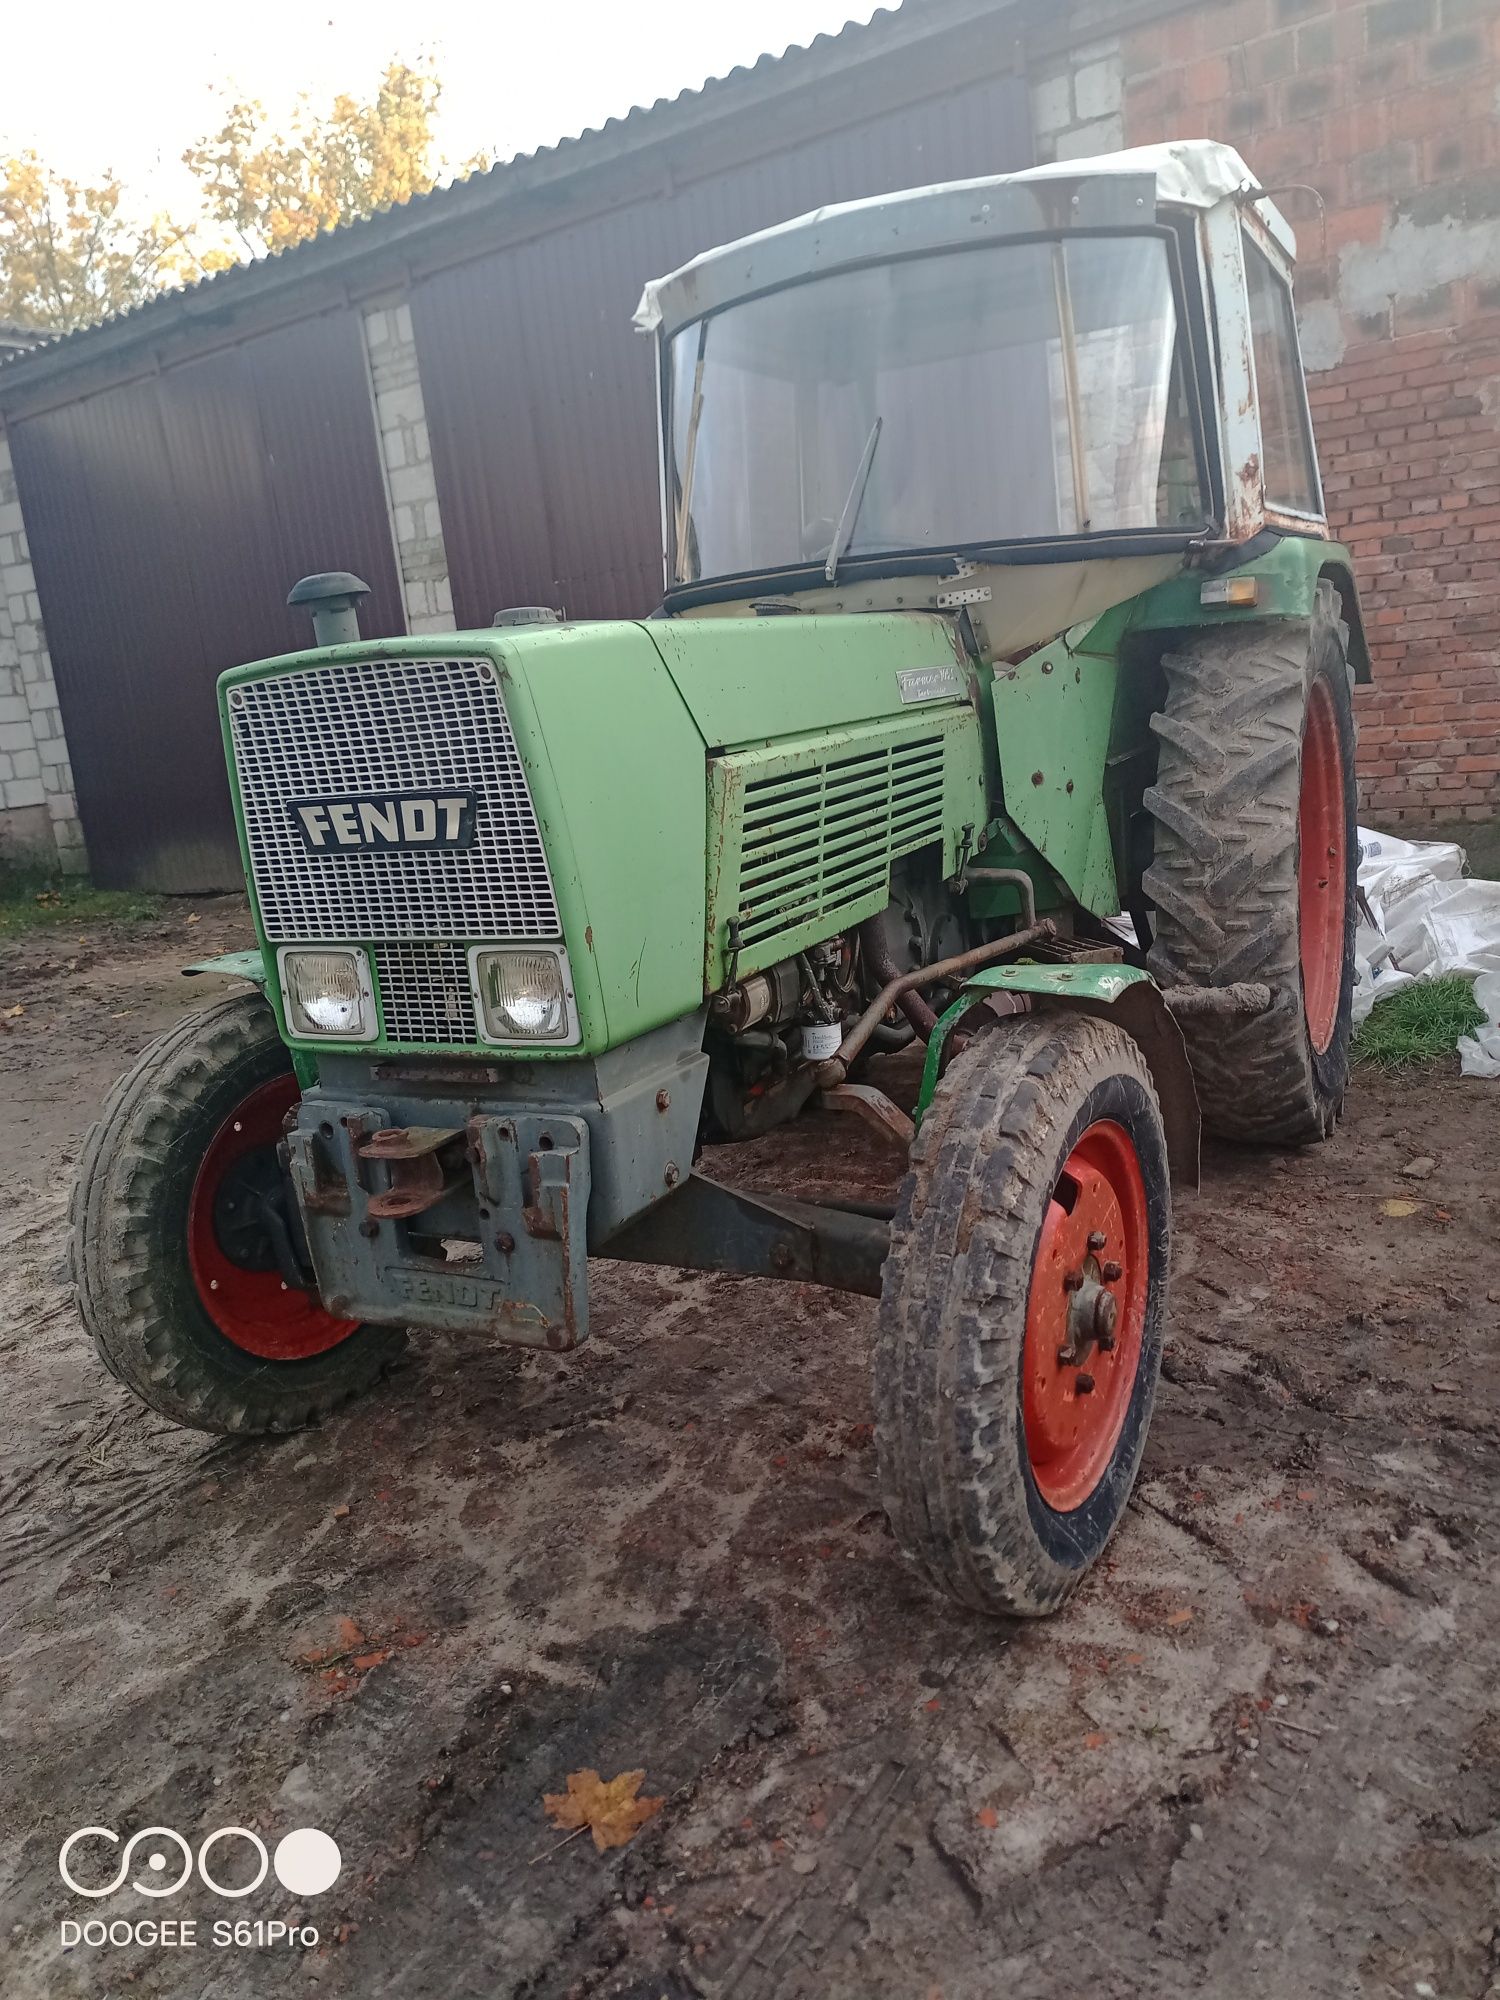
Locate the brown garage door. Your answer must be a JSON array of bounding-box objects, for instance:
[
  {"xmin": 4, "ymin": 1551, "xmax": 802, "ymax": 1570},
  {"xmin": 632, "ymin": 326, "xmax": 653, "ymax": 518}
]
[
  {"xmin": 11, "ymin": 309, "xmax": 404, "ymax": 892},
  {"xmin": 414, "ymin": 70, "xmax": 1032, "ymax": 629}
]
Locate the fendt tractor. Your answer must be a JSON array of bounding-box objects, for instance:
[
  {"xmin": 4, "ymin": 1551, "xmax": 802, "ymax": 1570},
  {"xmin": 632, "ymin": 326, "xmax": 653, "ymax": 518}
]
[{"xmin": 74, "ymin": 142, "xmax": 1364, "ymax": 1616}]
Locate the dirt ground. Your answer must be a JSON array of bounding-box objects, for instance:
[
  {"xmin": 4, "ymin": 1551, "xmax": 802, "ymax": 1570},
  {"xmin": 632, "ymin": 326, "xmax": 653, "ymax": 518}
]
[{"xmin": 3, "ymin": 901, "xmax": 1499, "ymax": 2000}]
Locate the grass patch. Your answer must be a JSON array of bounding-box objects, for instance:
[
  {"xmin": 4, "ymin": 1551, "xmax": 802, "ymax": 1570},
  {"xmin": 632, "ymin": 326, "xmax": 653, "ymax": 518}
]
[
  {"xmin": 1352, "ymin": 973, "xmax": 1484, "ymax": 1071},
  {"xmin": 0, "ymin": 861, "xmax": 159, "ymax": 938}
]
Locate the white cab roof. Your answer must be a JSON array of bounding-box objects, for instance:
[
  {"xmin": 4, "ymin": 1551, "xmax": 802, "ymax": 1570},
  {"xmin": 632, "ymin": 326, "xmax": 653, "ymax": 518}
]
[{"xmin": 636, "ymin": 139, "xmax": 1290, "ymax": 337}]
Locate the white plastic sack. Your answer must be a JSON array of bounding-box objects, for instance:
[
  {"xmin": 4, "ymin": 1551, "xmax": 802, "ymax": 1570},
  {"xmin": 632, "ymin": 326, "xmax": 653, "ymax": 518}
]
[
  {"xmin": 1458, "ymin": 972, "xmax": 1500, "ymax": 1078},
  {"xmin": 1355, "ymin": 826, "xmax": 1500, "ymax": 1071}
]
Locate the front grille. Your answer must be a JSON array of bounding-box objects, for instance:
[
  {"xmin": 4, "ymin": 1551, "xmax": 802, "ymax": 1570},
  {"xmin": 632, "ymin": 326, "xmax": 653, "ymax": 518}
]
[
  {"xmin": 373, "ymin": 943, "xmax": 480, "ymax": 1046},
  {"xmin": 228, "ymin": 656, "xmax": 559, "ymax": 943},
  {"xmin": 735, "ymin": 735, "xmax": 947, "ymax": 949}
]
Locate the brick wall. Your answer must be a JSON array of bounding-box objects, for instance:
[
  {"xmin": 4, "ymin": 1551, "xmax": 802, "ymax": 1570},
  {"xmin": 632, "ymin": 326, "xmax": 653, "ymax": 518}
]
[
  {"xmin": 1037, "ymin": 0, "xmax": 1500, "ymax": 829},
  {"xmin": 0, "ymin": 426, "xmax": 85, "ymax": 873},
  {"xmin": 362, "ymin": 300, "xmax": 456, "ymax": 637}
]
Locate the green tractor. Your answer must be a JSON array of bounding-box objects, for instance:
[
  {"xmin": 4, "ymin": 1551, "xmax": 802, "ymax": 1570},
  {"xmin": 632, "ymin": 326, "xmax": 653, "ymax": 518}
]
[{"xmin": 73, "ymin": 141, "xmax": 1364, "ymax": 1617}]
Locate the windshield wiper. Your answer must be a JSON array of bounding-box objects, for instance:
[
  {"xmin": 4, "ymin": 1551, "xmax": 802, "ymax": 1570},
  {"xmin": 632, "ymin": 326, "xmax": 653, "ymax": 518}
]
[
  {"xmin": 825, "ymin": 415, "xmax": 882, "ymax": 585},
  {"xmin": 673, "ymin": 320, "xmax": 710, "ymax": 583}
]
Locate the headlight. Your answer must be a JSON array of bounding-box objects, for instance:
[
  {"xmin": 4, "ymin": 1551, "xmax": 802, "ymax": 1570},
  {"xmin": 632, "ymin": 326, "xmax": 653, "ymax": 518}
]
[
  {"xmin": 470, "ymin": 947, "xmax": 577, "ymax": 1044},
  {"xmin": 278, "ymin": 947, "xmax": 377, "ymax": 1040}
]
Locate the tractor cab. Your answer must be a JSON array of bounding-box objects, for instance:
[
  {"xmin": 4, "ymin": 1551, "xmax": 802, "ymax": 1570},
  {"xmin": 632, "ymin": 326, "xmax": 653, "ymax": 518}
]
[{"xmin": 638, "ymin": 140, "xmax": 1329, "ymax": 657}]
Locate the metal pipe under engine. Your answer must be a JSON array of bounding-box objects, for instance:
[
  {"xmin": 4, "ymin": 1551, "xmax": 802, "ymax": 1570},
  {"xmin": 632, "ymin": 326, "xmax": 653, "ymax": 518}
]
[
  {"xmin": 857, "ymin": 917, "xmax": 940, "ymax": 1041},
  {"xmin": 818, "ymin": 921, "xmax": 1057, "ymax": 1087}
]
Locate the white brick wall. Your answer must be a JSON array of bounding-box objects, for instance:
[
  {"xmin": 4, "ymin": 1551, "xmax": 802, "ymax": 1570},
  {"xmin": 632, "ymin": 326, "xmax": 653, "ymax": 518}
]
[
  {"xmin": 0, "ymin": 427, "xmax": 86, "ymax": 874},
  {"xmin": 1030, "ymin": 37, "xmax": 1125, "ymax": 163},
  {"xmin": 362, "ymin": 301, "xmax": 457, "ymax": 636}
]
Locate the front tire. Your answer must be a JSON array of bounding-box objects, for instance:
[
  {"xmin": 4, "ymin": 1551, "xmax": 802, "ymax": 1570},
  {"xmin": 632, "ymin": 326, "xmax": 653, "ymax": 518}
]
[
  {"xmin": 72, "ymin": 990, "xmax": 405, "ymax": 1435},
  {"xmin": 875, "ymin": 1015, "xmax": 1170, "ymax": 1618}
]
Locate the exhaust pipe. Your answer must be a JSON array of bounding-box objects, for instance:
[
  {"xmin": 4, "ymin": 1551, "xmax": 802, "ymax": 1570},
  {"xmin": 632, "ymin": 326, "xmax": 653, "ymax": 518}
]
[{"xmin": 287, "ymin": 571, "xmax": 371, "ymax": 648}]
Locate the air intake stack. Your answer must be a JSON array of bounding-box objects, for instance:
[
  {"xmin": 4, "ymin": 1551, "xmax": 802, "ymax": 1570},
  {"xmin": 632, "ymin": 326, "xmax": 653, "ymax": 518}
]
[{"xmin": 287, "ymin": 572, "xmax": 371, "ymax": 648}]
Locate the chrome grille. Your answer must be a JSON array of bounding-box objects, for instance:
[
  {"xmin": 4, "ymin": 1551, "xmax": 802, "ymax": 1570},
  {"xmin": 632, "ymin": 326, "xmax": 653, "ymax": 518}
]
[
  {"xmin": 373, "ymin": 943, "xmax": 480, "ymax": 1046},
  {"xmin": 228, "ymin": 657, "xmax": 559, "ymax": 943}
]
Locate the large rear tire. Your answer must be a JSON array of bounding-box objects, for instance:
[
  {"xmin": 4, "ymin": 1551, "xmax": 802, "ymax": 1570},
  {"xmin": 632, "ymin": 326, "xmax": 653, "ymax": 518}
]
[
  {"xmin": 1143, "ymin": 579, "xmax": 1357, "ymax": 1144},
  {"xmin": 875, "ymin": 1015, "xmax": 1170, "ymax": 1618},
  {"xmin": 72, "ymin": 990, "xmax": 405, "ymax": 1435}
]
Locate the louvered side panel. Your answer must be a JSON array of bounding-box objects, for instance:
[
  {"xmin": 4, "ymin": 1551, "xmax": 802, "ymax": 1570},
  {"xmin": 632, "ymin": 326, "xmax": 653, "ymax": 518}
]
[{"xmin": 705, "ymin": 711, "xmax": 986, "ymax": 985}]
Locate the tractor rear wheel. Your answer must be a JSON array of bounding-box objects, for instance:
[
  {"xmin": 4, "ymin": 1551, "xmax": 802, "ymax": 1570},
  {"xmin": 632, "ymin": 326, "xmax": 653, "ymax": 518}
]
[
  {"xmin": 1143, "ymin": 579, "xmax": 1357, "ymax": 1144},
  {"xmin": 875, "ymin": 1014, "xmax": 1170, "ymax": 1617},
  {"xmin": 72, "ymin": 989, "xmax": 405, "ymax": 1434}
]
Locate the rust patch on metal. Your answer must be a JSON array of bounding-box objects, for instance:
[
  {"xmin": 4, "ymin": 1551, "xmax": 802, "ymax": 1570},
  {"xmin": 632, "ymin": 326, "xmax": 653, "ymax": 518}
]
[{"xmin": 361, "ymin": 1126, "xmax": 469, "ymax": 1219}]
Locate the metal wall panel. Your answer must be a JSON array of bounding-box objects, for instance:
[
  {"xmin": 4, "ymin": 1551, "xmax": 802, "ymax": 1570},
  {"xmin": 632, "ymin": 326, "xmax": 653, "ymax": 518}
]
[
  {"xmin": 414, "ymin": 71, "xmax": 1033, "ymax": 629},
  {"xmin": 10, "ymin": 311, "xmax": 403, "ymax": 890}
]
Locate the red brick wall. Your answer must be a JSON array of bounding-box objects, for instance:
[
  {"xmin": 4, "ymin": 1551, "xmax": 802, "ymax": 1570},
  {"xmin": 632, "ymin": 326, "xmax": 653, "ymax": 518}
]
[{"xmin": 1117, "ymin": 0, "xmax": 1500, "ymax": 827}]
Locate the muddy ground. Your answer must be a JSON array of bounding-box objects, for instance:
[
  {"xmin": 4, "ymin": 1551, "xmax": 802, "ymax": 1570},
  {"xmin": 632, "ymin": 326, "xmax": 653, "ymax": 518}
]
[{"xmin": 2, "ymin": 901, "xmax": 1499, "ymax": 2000}]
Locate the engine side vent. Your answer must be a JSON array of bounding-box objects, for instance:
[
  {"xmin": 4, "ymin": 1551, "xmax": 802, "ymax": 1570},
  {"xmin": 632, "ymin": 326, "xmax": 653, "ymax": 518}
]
[{"xmin": 733, "ymin": 734, "xmax": 947, "ymax": 952}]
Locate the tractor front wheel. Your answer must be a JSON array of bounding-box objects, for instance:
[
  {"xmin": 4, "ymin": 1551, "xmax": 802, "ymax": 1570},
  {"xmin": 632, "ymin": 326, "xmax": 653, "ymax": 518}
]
[
  {"xmin": 1143, "ymin": 578, "xmax": 1358, "ymax": 1143},
  {"xmin": 875, "ymin": 1014, "xmax": 1170, "ymax": 1617},
  {"xmin": 72, "ymin": 990, "xmax": 405, "ymax": 1435}
]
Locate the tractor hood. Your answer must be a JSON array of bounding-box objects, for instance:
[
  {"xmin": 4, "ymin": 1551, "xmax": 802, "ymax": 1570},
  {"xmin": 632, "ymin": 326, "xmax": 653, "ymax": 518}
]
[{"xmin": 216, "ymin": 613, "xmax": 988, "ymax": 1060}]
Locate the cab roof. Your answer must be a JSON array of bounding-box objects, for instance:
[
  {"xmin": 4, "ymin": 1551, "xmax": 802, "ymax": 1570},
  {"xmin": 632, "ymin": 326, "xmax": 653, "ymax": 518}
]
[{"xmin": 635, "ymin": 139, "xmax": 1291, "ymax": 340}]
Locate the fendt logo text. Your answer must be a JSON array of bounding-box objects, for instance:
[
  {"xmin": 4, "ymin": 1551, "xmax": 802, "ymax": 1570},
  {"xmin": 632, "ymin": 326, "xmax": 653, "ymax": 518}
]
[{"xmin": 57, "ymin": 1824, "xmax": 340, "ymax": 1955}]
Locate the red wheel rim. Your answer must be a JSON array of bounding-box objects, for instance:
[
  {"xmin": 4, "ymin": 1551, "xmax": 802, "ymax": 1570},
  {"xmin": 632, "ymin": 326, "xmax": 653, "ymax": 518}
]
[
  {"xmin": 1298, "ymin": 677, "xmax": 1347, "ymax": 1056},
  {"xmin": 187, "ymin": 1075, "xmax": 360, "ymax": 1361},
  {"xmin": 1022, "ymin": 1120, "xmax": 1150, "ymax": 1514}
]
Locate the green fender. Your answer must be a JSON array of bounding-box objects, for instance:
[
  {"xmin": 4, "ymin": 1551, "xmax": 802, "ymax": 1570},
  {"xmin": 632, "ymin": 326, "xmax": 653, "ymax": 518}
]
[
  {"xmin": 916, "ymin": 963, "xmax": 1200, "ymax": 1187},
  {"xmin": 183, "ymin": 951, "xmax": 268, "ymax": 987},
  {"xmin": 183, "ymin": 950, "xmax": 319, "ymax": 1089}
]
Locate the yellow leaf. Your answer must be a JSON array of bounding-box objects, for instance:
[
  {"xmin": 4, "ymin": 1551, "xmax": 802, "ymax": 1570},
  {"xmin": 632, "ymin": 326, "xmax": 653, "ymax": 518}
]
[
  {"xmin": 1380, "ymin": 1198, "xmax": 1420, "ymax": 1218},
  {"xmin": 543, "ymin": 1768, "xmax": 664, "ymax": 1852}
]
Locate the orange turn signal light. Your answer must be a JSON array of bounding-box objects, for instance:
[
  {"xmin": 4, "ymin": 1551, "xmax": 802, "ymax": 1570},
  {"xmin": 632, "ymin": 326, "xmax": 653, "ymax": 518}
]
[{"xmin": 1200, "ymin": 576, "xmax": 1260, "ymax": 608}]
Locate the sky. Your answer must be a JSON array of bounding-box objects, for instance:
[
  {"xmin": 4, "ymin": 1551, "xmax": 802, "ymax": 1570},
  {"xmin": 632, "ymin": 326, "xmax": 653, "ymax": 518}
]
[{"xmin": 1, "ymin": 0, "xmax": 887, "ymax": 226}]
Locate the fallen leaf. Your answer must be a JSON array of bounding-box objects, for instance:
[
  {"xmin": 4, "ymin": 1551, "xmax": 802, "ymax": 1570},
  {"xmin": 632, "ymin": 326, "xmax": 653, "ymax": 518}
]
[
  {"xmin": 351, "ymin": 1649, "xmax": 391, "ymax": 1671},
  {"xmin": 1165, "ymin": 1607, "xmax": 1194, "ymax": 1627},
  {"xmin": 3, "ymin": 1004, "xmax": 23, "ymax": 1019},
  {"xmin": 975, "ymin": 1806, "xmax": 999, "ymax": 1829},
  {"xmin": 1380, "ymin": 1198, "xmax": 1420, "ymax": 1218},
  {"xmin": 186, "ymin": 913, "xmax": 200, "ymax": 925},
  {"xmin": 332, "ymin": 1504, "xmax": 351, "ymax": 1519},
  {"xmin": 1082, "ymin": 1731, "xmax": 1108, "ymax": 1750},
  {"xmin": 543, "ymin": 1768, "xmax": 664, "ymax": 1852}
]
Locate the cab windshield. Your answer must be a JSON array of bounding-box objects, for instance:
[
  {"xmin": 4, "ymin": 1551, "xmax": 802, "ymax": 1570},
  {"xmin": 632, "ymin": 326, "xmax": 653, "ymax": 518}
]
[{"xmin": 666, "ymin": 232, "xmax": 1208, "ymax": 587}]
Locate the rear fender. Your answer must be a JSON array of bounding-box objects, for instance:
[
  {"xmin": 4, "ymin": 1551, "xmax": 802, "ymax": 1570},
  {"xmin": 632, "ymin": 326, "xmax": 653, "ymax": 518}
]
[{"xmin": 916, "ymin": 964, "xmax": 1200, "ymax": 1186}]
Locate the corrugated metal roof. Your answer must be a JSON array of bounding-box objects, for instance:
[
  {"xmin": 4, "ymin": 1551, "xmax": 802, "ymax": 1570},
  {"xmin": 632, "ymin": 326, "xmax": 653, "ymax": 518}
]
[{"xmin": 0, "ymin": 0, "xmax": 1012, "ymax": 389}]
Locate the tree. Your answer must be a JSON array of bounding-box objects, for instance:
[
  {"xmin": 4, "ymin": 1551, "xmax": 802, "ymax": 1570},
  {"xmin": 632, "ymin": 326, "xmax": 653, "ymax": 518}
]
[
  {"xmin": 0, "ymin": 154, "xmax": 205, "ymax": 335},
  {"xmin": 184, "ymin": 60, "xmax": 450, "ymax": 258}
]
